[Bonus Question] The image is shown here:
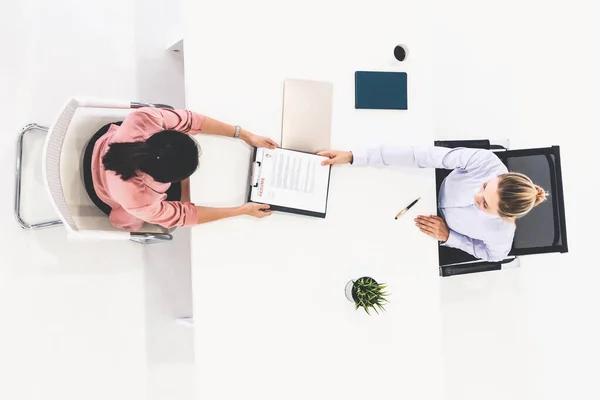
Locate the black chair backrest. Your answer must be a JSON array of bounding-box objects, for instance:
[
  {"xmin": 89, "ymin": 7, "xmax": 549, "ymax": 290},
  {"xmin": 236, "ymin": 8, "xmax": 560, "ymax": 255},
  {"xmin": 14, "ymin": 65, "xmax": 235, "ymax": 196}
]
[
  {"xmin": 495, "ymin": 147, "xmax": 568, "ymax": 256},
  {"xmin": 434, "ymin": 140, "xmax": 568, "ymax": 267}
]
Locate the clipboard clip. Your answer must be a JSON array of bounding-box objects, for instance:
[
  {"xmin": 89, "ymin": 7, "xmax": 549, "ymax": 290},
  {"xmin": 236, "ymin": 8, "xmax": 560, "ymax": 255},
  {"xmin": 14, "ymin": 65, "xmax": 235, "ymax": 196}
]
[{"xmin": 251, "ymin": 161, "xmax": 261, "ymax": 187}]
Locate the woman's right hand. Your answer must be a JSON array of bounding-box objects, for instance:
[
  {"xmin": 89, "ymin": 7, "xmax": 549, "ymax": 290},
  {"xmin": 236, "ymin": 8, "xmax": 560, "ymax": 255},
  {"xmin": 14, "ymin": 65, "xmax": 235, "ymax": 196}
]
[
  {"xmin": 317, "ymin": 150, "xmax": 353, "ymax": 166},
  {"xmin": 241, "ymin": 203, "xmax": 274, "ymax": 218}
]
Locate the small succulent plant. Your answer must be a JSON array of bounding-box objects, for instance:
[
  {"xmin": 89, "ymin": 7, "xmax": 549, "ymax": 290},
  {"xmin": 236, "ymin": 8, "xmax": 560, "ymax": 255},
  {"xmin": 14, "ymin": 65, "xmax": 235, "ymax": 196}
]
[{"xmin": 350, "ymin": 277, "xmax": 390, "ymax": 315}]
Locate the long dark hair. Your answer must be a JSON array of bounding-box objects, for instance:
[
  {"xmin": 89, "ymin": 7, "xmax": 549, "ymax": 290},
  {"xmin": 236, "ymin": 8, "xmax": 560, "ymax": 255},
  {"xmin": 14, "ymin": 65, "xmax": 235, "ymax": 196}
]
[{"xmin": 102, "ymin": 130, "xmax": 200, "ymax": 182}]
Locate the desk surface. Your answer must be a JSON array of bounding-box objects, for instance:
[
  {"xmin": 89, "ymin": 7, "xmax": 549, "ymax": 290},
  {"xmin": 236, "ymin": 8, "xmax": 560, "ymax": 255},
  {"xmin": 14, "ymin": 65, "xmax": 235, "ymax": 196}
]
[{"xmin": 184, "ymin": 1, "xmax": 443, "ymax": 398}]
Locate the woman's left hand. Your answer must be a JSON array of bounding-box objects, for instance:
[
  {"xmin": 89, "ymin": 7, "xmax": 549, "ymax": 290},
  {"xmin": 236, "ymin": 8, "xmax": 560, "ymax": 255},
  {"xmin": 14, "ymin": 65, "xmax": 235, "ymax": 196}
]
[
  {"xmin": 415, "ymin": 215, "xmax": 450, "ymax": 242},
  {"xmin": 244, "ymin": 132, "xmax": 278, "ymax": 149}
]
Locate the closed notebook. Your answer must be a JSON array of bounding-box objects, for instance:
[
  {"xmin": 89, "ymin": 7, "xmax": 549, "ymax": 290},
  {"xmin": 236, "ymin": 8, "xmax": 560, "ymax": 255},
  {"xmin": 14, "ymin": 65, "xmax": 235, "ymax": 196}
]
[{"xmin": 354, "ymin": 71, "xmax": 408, "ymax": 110}]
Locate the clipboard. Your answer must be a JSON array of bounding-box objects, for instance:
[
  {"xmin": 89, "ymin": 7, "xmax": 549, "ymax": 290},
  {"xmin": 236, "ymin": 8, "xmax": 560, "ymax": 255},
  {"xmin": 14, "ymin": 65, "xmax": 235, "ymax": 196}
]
[{"xmin": 247, "ymin": 147, "xmax": 332, "ymax": 218}]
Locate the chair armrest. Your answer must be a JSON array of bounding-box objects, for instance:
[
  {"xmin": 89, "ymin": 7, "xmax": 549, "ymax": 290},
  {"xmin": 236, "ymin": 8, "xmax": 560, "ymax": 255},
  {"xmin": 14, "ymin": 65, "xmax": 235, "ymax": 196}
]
[
  {"xmin": 59, "ymin": 97, "xmax": 174, "ymax": 110},
  {"xmin": 439, "ymin": 257, "xmax": 518, "ymax": 277},
  {"xmin": 72, "ymin": 97, "xmax": 132, "ymax": 109},
  {"xmin": 131, "ymin": 102, "xmax": 175, "ymax": 110}
]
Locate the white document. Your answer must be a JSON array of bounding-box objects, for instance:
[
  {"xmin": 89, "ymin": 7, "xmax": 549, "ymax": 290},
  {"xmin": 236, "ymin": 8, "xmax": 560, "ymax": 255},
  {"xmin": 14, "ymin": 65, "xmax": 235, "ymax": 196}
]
[{"xmin": 249, "ymin": 148, "xmax": 331, "ymax": 215}]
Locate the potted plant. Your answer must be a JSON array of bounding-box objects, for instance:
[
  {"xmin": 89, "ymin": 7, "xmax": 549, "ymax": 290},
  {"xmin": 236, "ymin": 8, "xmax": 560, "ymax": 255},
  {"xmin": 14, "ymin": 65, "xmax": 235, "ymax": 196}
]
[{"xmin": 344, "ymin": 276, "xmax": 390, "ymax": 315}]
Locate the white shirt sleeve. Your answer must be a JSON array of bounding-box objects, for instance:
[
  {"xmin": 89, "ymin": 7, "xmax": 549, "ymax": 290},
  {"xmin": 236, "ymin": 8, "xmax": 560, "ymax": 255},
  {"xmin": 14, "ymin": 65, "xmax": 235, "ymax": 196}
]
[
  {"xmin": 351, "ymin": 146, "xmax": 503, "ymax": 172},
  {"xmin": 443, "ymin": 229, "xmax": 512, "ymax": 262}
]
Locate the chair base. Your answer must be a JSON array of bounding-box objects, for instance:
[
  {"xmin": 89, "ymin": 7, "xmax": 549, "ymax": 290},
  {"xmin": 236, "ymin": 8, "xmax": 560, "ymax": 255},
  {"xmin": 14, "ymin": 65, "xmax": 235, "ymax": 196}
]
[{"xmin": 15, "ymin": 123, "xmax": 63, "ymax": 230}]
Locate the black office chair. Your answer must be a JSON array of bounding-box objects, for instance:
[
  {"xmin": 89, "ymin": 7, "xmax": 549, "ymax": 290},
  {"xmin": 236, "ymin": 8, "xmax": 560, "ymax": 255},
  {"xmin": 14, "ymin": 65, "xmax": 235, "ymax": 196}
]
[{"xmin": 434, "ymin": 140, "xmax": 568, "ymax": 277}]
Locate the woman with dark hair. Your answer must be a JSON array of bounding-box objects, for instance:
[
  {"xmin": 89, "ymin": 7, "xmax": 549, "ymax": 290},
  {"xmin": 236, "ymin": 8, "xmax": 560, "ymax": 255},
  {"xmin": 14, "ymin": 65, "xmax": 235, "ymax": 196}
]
[{"xmin": 88, "ymin": 107, "xmax": 278, "ymax": 231}]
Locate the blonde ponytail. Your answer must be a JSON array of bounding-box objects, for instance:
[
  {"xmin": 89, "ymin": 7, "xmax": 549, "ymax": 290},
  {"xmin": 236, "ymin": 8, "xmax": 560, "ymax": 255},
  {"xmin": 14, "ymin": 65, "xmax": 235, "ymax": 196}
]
[
  {"xmin": 497, "ymin": 173, "xmax": 547, "ymax": 219},
  {"xmin": 534, "ymin": 185, "xmax": 548, "ymax": 206}
]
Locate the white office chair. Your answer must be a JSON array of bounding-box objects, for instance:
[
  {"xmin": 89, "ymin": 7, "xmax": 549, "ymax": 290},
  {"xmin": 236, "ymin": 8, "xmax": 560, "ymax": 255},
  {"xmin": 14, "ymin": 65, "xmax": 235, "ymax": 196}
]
[{"xmin": 14, "ymin": 97, "xmax": 174, "ymax": 244}]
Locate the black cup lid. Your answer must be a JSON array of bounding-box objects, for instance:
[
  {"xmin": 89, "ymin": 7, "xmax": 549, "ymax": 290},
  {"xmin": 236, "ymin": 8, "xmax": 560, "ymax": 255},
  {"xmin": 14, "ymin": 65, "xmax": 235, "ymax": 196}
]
[{"xmin": 394, "ymin": 45, "xmax": 406, "ymax": 61}]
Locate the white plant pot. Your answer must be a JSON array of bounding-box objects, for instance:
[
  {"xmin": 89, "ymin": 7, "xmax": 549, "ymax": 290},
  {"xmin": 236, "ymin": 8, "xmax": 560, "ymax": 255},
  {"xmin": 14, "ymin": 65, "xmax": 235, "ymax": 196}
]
[{"xmin": 345, "ymin": 279, "xmax": 356, "ymax": 303}]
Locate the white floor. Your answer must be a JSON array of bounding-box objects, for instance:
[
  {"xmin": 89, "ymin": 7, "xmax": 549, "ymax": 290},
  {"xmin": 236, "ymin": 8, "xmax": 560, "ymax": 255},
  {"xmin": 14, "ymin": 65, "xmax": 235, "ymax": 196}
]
[{"xmin": 0, "ymin": 1, "xmax": 193, "ymax": 399}]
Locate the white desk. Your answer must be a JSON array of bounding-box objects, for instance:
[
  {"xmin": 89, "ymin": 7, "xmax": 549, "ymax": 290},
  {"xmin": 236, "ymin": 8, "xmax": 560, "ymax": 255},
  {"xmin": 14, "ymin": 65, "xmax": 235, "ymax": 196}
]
[{"xmin": 183, "ymin": 1, "xmax": 443, "ymax": 398}]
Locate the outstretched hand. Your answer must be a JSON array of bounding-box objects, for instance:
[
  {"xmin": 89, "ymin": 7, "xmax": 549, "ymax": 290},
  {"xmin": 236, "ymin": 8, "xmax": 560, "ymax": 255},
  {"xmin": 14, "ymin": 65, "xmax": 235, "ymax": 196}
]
[
  {"xmin": 415, "ymin": 215, "xmax": 450, "ymax": 242},
  {"xmin": 245, "ymin": 133, "xmax": 278, "ymax": 149},
  {"xmin": 316, "ymin": 150, "xmax": 353, "ymax": 166},
  {"xmin": 241, "ymin": 203, "xmax": 274, "ymax": 218}
]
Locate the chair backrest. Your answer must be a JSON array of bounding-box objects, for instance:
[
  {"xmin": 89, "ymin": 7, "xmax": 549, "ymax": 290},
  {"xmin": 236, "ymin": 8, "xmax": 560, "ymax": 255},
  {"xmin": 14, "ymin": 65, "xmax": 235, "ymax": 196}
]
[
  {"xmin": 434, "ymin": 140, "xmax": 568, "ymax": 267},
  {"xmin": 43, "ymin": 99, "xmax": 132, "ymax": 232},
  {"xmin": 495, "ymin": 147, "xmax": 568, "ymax": 256}
]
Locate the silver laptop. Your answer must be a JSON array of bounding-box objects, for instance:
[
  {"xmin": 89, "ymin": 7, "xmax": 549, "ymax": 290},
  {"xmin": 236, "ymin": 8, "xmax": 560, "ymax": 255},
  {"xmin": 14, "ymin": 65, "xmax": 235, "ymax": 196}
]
[{"xmin": 280, "ymin": 79, "xmax": 333, "ymax": 154}]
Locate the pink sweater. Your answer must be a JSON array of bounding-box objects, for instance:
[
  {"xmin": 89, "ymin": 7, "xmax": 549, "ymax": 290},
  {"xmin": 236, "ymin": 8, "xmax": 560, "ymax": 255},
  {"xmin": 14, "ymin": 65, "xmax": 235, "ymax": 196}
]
[{"xmin": 91, "ymin": 108, "xmax": 204, "ymax": 231}]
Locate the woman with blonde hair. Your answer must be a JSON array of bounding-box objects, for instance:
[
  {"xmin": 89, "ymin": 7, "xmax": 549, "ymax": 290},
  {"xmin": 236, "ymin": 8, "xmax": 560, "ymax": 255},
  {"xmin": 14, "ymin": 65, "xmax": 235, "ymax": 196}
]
[{"xmin": 318, "ymin": 146, "xmax": 547, "ymax": 262}]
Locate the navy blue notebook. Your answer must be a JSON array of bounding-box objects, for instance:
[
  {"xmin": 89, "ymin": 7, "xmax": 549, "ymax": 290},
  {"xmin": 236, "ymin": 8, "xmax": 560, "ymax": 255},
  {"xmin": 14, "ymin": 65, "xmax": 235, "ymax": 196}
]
[{"xmin": 354, "ymin": 71, "xmax": 408, "ymax": 110}]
